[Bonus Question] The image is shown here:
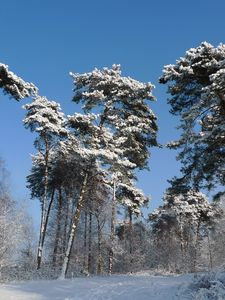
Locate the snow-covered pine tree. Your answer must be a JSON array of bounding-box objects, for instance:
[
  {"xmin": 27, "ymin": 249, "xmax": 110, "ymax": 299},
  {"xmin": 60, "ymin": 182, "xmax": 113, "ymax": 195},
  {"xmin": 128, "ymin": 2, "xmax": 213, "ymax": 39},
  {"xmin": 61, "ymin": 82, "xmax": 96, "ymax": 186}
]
[
  {"xmin": 23, "ymin": 96, "xmax": 67, "ymax": 269},
  {"xmin": 70, "ymin": 65, "xmax": 158, "ymax": 273},
  {"xmin": 149, "ymin": 189, "xmax": 220, "ymax": 272},
  {"xmin": 160, "ymin": 42, "xmax": 225, "ymax": 190},
  {"xmin": 70, "ymin": 64, "xmax": 158, "ymax": 168},
  {"xmin": 0, "ymin": 63, "xmax": 37, "ymax": 100}
]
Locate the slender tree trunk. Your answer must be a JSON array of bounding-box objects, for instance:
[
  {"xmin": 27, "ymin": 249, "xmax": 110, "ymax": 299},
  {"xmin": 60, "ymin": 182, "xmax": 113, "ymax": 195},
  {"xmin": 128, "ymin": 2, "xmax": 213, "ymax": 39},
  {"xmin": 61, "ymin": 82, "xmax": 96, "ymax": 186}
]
[
  {"xmin": 207, "ymin": 230, "xmax": 213, "ymax": 270},
  {"xmin": 53, "ymin": 187, "xmax": 63, "ymax": 267},
  {"xmin": 178, "ymin": 218, "xmax": 185, "ymax": 273},
  {"xmin": 108, "ymin": 180, "xmax": 116, "ymax": 275},
  {"xmin": 59, "ymin": 173, "xmax": 88, "ymax": 279},
  {"xmin": 37, "ymin": 205, "xmax": 45, "ymax": 270},
  {"xmin": 97, "ymin": 215, "xmax": 103, "ymax": 275},
  {"xmin": 37, "ymin": 139, "xmax": 50, "ymax": 270},
  {"xmin": 83, "ymin": 210, "xmax": 88, "ymax": 272},
  {"xmin": 87, "ymin": 211, "xmax": 93, "ymax": 274},
  {"xmin": 192, "ymin": 221, "xmax": 201, "ymax": 273},
  {"xmin": 37, "ymin": 185, "xmax": 55, "ymax": 270},
  {"xmin": 128, "ymin": 208, "xmax": 133, "ymax": 273},
  {"xmin": 61, "ymin": 193, "xmax": 70, "ymax": 263}
]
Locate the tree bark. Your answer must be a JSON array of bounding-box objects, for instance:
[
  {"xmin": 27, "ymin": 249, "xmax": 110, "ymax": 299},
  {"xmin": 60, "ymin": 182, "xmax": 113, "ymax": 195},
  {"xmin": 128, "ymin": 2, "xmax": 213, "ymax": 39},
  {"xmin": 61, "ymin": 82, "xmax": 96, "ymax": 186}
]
[
  {"xmin": 108, "ymin": 180, "xmax": 116, "ymax": 275},
  {"xmin": 52, "ymin": 187, "xmax": 63, "ymax": 267},
  {"xmin": 207, "ymin": 230, "xmax": 213, "ymax": 270},
  {"xmin": 37, "ymin": 138, "xmax": 50, "ymax": 270},
  {"xmin": 61, "ymin": 192, "xmax": 70, "ymax": 263},
  {"xmin": 83, "ymin": 210, "xmax": 88, "ymax": 272},
  {"xmin": 191, "ymin": 221, "xmax": 201, "ymax": 273},
  {"xmin": 128, "ymin": 208, "xmax": 133, "ymax": 273},
  {"xmin": 37, "ymin": 185, "xmax": 55, "ymax": 270},
  {"xmin": 97, "ymin": 215, "xmax": 103, "ymax": 275},
  {"xmin": 87, "ymin": 211, "xmax": 93, "ymax": 274}
]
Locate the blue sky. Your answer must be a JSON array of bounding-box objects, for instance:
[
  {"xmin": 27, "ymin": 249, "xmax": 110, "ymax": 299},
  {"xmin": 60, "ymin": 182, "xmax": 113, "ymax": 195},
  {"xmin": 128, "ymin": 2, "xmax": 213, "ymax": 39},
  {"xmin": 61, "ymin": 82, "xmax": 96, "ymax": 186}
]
[{"xmin": 0, "ymin": 0, "xmax": 225, "ymax": 225}]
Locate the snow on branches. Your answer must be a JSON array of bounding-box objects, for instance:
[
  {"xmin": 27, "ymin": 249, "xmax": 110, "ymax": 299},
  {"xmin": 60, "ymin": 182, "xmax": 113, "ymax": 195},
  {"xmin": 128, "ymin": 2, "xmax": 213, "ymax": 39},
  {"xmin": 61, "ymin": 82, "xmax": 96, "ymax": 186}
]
[
  {"xmin": 69, "ymin": 64, "xmax": 158, "ymax": 215},
  {"xmin": 23, "ymin": 96, "xmax": 68, "ymax": 138},
  {"xmin": 116, "ymin": 182, "xmax": 149, "ymax": 216},
  {"xmin": 0, "ymin": 63, "xmax": 37, "ymax": 100},
  {"xmin": 160, "ymin": 42, "xmax": 225, "ymax": 188},
  {"xmin": 150, "ymin": 189, "xmax": 221, "ymax": 234},
  {"xmin": 70, "ymin": 64, "xmax": 155, "ymax": 107},
  {"xmin": 70, "ymin": 64, "xmax": 158, "ymax": 169}
]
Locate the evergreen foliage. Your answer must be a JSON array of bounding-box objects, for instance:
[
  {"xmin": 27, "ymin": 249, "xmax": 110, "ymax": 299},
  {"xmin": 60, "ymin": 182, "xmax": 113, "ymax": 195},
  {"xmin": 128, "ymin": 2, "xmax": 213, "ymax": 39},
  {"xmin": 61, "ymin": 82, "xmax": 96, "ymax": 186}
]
[
  {"xmin": 0, "ymin": 63, "xmax": 37, "ymax": 100},
  {"xmin": 160, "ymin": 42, "xmax": 225, "ymax": 189}
]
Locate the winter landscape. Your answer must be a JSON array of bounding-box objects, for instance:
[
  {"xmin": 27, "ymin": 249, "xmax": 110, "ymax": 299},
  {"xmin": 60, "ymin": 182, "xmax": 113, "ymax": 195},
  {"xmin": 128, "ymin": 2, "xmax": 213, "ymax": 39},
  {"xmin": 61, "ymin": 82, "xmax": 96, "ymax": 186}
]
[{"xmin": 1, "ymin": 1, "xmax": 225, "ymax": 299}]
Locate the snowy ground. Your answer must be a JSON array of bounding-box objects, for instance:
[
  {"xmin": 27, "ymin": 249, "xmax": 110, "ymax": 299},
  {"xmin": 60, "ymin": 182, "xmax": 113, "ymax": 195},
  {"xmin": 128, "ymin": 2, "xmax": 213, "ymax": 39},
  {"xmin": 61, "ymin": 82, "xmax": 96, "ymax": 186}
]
[{"xmin": 0, "ymin": 273, "xmax": 193, "ymax": 300}]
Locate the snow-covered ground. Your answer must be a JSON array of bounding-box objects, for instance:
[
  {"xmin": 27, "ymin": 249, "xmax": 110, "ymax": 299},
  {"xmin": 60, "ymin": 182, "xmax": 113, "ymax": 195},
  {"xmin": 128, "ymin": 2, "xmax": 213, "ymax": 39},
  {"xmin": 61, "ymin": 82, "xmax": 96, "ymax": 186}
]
[{"xmin": 0, "ymin": 273, "xmax": 193, "ymax": 300}]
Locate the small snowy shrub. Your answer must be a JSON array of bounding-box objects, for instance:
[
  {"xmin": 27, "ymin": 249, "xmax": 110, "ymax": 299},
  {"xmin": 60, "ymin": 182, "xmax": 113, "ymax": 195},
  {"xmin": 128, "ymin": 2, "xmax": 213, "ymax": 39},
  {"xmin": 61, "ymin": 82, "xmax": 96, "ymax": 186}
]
[{"xmin": 186, "ymin": 271, "xmax": 225, "ymax": 300}]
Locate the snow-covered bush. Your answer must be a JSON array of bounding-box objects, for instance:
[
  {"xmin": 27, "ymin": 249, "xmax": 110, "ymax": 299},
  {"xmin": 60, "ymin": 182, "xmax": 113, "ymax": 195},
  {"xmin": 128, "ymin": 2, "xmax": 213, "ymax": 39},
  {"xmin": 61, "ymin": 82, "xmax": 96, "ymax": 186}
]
[{"xmin": 183, "ymin": 271, "xmax": 225, "ymax": 299}]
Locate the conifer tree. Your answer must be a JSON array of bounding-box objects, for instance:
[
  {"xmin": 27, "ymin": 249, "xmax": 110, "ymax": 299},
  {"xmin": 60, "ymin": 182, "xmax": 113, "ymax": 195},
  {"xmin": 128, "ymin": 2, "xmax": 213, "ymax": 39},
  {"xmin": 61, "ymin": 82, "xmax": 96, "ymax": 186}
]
[
  {"xmin": 23, "ymin": 96, "xmax": 67, "ymax": 269},
  {"xmin": 69, "ymin": 64, "xmax": 158, "ymax": 274},
  {"xmin": 160, "ymin": 42, "xmax": 225, "ymax": 189},
  {"xmin": 149, "ymin": 189, "xmax": 220, "ymax": 272}
]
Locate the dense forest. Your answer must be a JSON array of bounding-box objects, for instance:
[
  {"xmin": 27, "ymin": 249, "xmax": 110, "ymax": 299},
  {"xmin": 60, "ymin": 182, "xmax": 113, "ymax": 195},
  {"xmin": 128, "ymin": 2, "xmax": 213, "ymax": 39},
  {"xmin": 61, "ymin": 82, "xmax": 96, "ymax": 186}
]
[{"xmin": 0, "ymin": 42, "xmax": 225, "ymax": 283}]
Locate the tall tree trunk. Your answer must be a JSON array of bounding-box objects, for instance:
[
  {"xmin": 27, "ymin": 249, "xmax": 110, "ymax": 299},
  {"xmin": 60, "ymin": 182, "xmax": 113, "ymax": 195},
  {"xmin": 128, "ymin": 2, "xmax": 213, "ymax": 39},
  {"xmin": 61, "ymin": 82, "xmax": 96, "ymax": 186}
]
[
  {"xmin": 37, "ymin": 184, "xmax": 55, "ymax": 269},
  {"xmin": 178, "ymin": 218, "xmax": 185, "ymax": 273},
  {"xmin": 108, "ymin": 180, "xmax": 116, "ymax": 275},
  {"xmin": 192, "ymin": 221, "xmax": 201, "ymax": 273},
  {"xmin": 61, "ymin": 192, "xmax": 70, "ymax": 263},
  {"xmin": 128, "ymin": 208, "xmax": 133, "ymax": 273},
  {"xmin": 97, "ymin": 215, "xmax": 103, "ymax": 275},
  {"xmin": 87, "ymin": 211, "xmax": 93, "ymax": 274},
  {"xmin": 83, "ymin": 210, "xmax": 88, "ymax": 272},
  {"xmin": 207, "ymin": 230, "xmax": 213, "ymax": 270},
  {"xmin": 37, "ymin": 139, "xmax": 50, "ymax": 270},
  {"xmin": 59, "ymin": 173, "xmax": 88, "ymax": 279},
  {"xmin": 52, "ymin": 187, "xmax": 63, "ymax": 267}
]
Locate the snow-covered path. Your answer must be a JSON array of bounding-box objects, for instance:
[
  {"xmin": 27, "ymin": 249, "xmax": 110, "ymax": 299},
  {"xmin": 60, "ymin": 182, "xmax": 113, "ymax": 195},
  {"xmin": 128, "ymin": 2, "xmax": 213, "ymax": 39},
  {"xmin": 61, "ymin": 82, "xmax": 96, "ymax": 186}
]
[{"xmin": 0, "ymin": 274, "xmax": 192, "ymax": 300}]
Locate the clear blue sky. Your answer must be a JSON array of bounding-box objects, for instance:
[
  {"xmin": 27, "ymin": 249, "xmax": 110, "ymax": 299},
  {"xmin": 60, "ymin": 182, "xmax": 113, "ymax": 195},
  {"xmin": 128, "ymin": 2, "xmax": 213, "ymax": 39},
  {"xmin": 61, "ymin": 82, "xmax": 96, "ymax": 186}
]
[{"xmin": 0, "ymin": 0, "xmax": 224, "ymax": 225}]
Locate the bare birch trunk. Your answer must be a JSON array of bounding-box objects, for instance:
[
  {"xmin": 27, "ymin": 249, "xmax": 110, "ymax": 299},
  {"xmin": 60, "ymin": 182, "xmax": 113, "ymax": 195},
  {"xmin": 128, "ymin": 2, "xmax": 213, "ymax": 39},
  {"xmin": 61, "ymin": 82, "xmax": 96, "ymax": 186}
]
[{"xmin": 59, "ymin": 173, "xmax": 88, "ymax": 279}]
